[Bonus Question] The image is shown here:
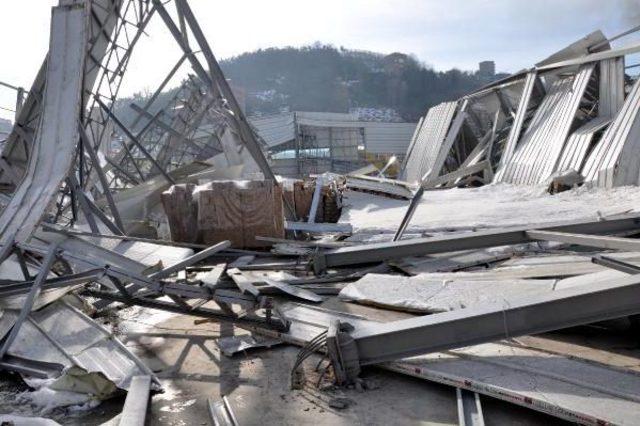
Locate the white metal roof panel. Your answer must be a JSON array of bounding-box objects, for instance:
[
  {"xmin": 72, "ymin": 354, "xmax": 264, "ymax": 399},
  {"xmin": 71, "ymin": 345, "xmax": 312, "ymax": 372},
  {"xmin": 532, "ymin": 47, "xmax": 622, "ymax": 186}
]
[{"xmin": 250, "ymin": 113, "xmax": 295, "ymax": 148}]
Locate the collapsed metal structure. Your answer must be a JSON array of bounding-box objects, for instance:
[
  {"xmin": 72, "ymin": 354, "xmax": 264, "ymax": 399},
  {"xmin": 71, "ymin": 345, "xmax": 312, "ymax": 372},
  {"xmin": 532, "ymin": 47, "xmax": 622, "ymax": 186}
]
[
  {"xmin": 0, "ymin": 0, "xmax": 288, "ymax": 383},
  {"xmin": 1, "ymin": 1, "xmax": 640, "ymax": 424},
  {"xmin": 398, "ymin": 31, "xmax": 640, "ymax": 190}
]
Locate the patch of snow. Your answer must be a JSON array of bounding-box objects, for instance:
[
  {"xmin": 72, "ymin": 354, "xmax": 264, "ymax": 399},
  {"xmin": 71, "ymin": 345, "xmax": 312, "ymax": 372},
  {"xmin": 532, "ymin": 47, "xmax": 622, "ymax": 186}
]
[
  {"xmin": 155, "ymin": 380, "xmax": 183, "ymax": 402},
  {"xmin": 0, "ymin": 415, "xmax": 61, "ymax": 426},
  {"xmin": 340, "ymin": 183, "xmax": 640, "ymax": 234},
  {"xmin": 18, "ymin": 379, "xmax": 98, "ymax": 415},
  {"xmin": 339, "ymin": 273, "xmax": 558, "ymax": 313},
  {"xmin": 116, "ymin": 303, "xmax": 179, "ymax": 333},
  {"xmin": 159, "ymin": 398, "xmax": 197, "ymax": 413}
]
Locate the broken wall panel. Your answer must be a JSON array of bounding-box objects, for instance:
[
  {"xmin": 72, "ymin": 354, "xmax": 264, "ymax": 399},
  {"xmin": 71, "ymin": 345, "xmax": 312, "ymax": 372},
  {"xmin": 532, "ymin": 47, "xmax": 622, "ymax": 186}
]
[
  {"xmin": 0, "ymin": 300, "xmax": 157, "ymax": 391},
  {"xmin": 494, "ymin": 71, "xmax": 538, "ymax": 178},
  {"xmin": 497, "ymin": 65, "xmax": 594, "ymax": 185}
]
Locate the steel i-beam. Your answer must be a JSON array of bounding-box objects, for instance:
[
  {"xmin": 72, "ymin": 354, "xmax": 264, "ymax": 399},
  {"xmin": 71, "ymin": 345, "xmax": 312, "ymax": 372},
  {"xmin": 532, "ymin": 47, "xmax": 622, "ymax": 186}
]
[{"xmin": 328, "ymin": 272, "xmax": 640, "ymax": 383}]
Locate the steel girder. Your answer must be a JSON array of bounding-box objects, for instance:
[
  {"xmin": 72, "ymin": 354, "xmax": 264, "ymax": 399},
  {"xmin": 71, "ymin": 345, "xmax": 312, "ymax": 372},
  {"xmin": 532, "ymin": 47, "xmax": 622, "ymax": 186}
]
[
  {"xmin": 314, "ymin": 214, "xmax": 640, "ymax": 272},
  {"xmin": 329, "ymin": 270, "xmax": 640, "ymax": 382}
]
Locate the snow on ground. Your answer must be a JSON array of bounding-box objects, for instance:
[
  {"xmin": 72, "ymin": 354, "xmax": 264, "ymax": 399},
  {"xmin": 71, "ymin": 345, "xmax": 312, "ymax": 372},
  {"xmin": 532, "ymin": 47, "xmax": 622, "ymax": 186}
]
[
  {"xmin": 340, "ymin": 183, "xmax": 640, "ymax": 234},
  {"xmin": 0, "ymin": 415, "xmax": 61, "ymax": 425},
  {"xmin": 18, "ymin": 378, "xmax": 99, "ymax": 415}
]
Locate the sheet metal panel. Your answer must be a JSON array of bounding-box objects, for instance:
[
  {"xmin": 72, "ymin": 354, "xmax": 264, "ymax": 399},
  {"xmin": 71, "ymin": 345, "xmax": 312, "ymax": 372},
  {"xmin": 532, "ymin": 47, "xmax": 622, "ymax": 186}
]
[
  {"xmin": 583, "ymin": 77, "xmax": 640, "ymax": 188},
  {"xmin": 497, "ymin": 65, "xmax": 594, "ymax": 185},
  {"xmin": 363, "ymin": 122, "xmax": 418, "ymax": 155},
  {"xmin": 0, "ymin": 3, "xmax": 88, "ymax": 246},
  {"xmin": 494, "ymin": 71, "xmax": 537, "ymax": 180},
  {"xmin": 599, "ymin": 57, "xmax": 625, "ymax": 118},
  {"xmin": 555, "ymin": 117, "xmax": 611, "ymax": 174},
  {"xmin": 295, "ymin": 111, "xmax": 359, "ymax": 126},
  {"xmin": 0, "ymin": 0, "xmax": 121, "ymax": 184},
  {"xmin": 0, "ymin": 301, "xmax": 156, "ymax": 390},
  {"xmin": 402, "ymin": 102, "xmax": 458, "ymax": 184},
  {"xmin": 250, "ymin": 302, "xmax": 640, "ymax": 425},
  {"xmin": 249, "ymin": 113, "xmax": 295, "ymax": 148}
]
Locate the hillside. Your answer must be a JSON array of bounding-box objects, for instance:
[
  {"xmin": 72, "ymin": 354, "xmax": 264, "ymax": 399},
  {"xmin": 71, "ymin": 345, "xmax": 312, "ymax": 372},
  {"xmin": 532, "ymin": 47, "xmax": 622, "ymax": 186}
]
[
  {"xmin": 220, "ymin": 45, "xmax": 500, "ymax": 121},
  {"xmin": 116, "ymin": 45, "xmax": 504, "ymax": 126}
]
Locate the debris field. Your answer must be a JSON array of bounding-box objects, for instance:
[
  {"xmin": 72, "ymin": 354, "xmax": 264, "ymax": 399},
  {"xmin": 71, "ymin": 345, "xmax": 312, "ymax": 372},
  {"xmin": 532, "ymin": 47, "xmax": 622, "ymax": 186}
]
[{"xmin": 0, "ymin": 1, "xmax": 640, "ymax": 425}]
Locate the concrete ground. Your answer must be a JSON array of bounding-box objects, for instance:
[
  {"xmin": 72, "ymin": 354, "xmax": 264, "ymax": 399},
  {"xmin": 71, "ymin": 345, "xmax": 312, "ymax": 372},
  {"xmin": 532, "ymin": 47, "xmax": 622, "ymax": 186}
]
[
  {"xmin": 110, "ymin": 308, "xmax": 562, "ymax": 426},
  {"xmin": 2, "ymin": 300, "xmax": 638, "ymax": 425}
]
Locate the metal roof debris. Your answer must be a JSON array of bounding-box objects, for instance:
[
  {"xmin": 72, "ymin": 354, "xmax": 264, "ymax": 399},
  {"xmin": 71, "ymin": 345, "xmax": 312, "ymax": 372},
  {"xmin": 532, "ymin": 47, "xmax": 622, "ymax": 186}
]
[{"xmin": 1, "ymin": 1, "xmax": 640, "ymax": 424}]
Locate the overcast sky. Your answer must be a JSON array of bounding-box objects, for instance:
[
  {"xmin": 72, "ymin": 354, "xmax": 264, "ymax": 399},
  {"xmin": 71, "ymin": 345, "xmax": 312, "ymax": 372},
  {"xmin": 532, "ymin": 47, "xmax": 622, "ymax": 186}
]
[{"xmin": 0, "ymin": 0, "xmax": 638, "ymax": 120}]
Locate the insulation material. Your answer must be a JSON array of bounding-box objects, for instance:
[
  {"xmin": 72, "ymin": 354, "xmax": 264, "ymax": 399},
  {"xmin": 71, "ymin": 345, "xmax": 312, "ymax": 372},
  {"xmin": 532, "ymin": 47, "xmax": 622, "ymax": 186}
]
[
  {"xmin": 341, "ymin": 183, "xmax": 640, "ymax": 234},
  {"xmin": 497, "ymin": 64, "xmax": 595, "ymax": 185}
]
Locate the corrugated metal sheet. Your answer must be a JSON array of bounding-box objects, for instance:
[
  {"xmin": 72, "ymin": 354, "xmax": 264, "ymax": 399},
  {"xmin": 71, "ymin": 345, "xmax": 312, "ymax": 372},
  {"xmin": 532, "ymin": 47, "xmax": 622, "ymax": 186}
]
[
  {"xmin": 582, "ymin": 77, "xmax": 640, "ymax": 188},
  {"xmin": 295, "ymin": 111, "xmax": 359, "ymax": 127},
  {"xmin": 0, "ymin": 300, "xmax": 157, "ymax": 390},
  {"xmin": 250, "ymin": 112, "xmax": 416, "ymax": 154},
  {"xmin": 495, "ymin": 71, "xmax": 537, "ymax": 177},
  {"xmin": 0, "ymin": 4, "xmax": 87, "ymax": 246},
  {"xmin": 250, "ymin": 113, "xmax": 295, "ymax": 148},
  {"xmin": 363, "ymin": 122, "xmax": 418, "ymax": 155},
  {"xmin": 249, "ymin": 112, "xmax": 416, "ymax": 155},
  {"xmin": 599, "ymin": 57, "xmax": 625, "ymax": 118},
  {"xmin": 555, "ymin": 117, "xmax": 611, "ymax": 174},
  {"xmin": 497, "ymin": 64, "xmax": 594, "ymax": 185},
  {"xmin": 401, "ymin": 102, "xmax": 458, "ymax": 184}
]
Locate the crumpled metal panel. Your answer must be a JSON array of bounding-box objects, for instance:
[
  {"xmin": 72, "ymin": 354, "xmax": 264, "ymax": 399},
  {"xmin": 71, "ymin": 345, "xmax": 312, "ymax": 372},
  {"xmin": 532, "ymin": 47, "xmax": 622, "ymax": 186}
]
[{"xmin": 0, "ymin": 300, "xmax": 158, "ymax": 391}]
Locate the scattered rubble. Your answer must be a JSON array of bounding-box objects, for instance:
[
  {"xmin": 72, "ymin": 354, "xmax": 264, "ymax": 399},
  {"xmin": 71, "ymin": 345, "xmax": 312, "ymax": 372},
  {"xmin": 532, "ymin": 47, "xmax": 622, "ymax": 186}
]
[{"xmin": 0, "ymin": 1, "xmax": 640, "ymax": 425}]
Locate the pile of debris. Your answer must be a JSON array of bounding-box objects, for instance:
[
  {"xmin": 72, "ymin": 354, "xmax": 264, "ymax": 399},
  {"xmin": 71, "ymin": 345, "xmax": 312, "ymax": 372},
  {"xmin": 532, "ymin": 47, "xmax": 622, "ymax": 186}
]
[{"xmin": 1, "ymin": 1, "xmax": 640, "ymax": 425}]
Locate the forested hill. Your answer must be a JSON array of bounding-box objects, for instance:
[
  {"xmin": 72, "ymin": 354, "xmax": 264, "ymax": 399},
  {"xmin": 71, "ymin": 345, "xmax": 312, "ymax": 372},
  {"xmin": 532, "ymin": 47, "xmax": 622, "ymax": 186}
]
[{"xmin": 220, "ymin": 44, "xmax": 499, "ymax": 121}]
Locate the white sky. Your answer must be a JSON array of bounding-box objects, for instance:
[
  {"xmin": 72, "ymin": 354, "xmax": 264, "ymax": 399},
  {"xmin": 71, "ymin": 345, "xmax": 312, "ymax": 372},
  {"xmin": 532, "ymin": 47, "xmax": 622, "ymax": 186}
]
[{"xmin": 0, "ymin": 0, "xmax": 638, "ymax": 120}]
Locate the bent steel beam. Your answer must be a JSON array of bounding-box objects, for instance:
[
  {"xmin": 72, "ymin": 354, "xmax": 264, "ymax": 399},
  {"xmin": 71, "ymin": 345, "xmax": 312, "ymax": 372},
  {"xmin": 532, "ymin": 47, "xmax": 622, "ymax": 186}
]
[
  {"xmin": 314, "ymin": 214, "xmax": 640, "ymax": 272},
  {"xmin": 330, "ymin": 272, "xmax": 640, "ymax": 382},
  {"xmin": 526, "ymin": 229, "xmax": 640, "ymax": 251}
]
